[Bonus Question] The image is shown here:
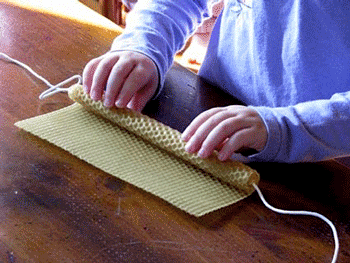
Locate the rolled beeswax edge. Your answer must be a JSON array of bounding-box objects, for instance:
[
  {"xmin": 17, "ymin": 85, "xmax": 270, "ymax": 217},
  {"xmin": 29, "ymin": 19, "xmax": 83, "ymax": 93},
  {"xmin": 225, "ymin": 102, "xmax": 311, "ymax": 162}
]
[{"xmin": 68, "ymin": 84, "xmax": 260, "ymax": 193}]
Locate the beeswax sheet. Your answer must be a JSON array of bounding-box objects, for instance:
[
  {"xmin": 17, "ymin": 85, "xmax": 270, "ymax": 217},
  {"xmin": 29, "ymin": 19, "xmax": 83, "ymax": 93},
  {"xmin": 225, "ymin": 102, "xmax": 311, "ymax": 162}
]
[{"xmin": 15, "ymin": 103, "xmax": 256, "ymax": 216}]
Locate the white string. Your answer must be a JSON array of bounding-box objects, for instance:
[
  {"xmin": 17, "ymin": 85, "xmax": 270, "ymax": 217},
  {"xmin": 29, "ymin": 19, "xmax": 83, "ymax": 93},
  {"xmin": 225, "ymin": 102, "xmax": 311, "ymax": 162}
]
[
  {"xmin": 38, "ymin": 75, "xmax": 82, "ymax": 100},
  {"xmin": 253, "ymin": 183, "xmax": 339, "ymax": 263},
  {"xmin": 0, "ymin": 53, "xmax": 82, "ymax": 99}
]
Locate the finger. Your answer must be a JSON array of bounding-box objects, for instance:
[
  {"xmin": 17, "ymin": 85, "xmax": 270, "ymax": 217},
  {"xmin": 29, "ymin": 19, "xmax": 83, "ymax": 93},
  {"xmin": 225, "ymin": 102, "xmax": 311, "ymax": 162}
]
[
  {"xmin": 90, "ymin": 55, "xmax": 120, "ymax": 101},
  {"xmin": 115, "ymin": 63, "xmax": 154, "ymax": 108},
  {"xmin": 185, "ymin": 110, "xmax": 241, "ymax": 154},
  {"xmin": 82, "ymin": 57, "xmax": 103, "ymax": 93},
  {"xmin": 127, "ymin": 77, "xmax": 158, "ymax": 112},
  {"xmin": 218, "ymin": 127, "xmax": 256, "ymax": 161},
  {"xmin": 181, "ymin": 107, "xmax": 224, "ymax": 142},
  {"xmin": 198, "ymin": 116, "xmax": 249, "ymax": 158},
  {"xmin": 103, "ymin": 58, "xmax": 136, "ymax": 107},
  {"xmin": 215, "ymin": 138, "xmax": 229, "ymax": 151},
  {"xmin": 230, "ymin": 153, "xmax": 250, "ymax": 163}
]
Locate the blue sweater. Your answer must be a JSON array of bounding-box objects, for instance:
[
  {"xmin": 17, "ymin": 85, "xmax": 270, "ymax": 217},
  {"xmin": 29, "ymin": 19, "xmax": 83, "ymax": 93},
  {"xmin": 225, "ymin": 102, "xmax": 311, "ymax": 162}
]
[{"xmin": 112, "ymin": 0, "xmax": 350, "ymax": 163}]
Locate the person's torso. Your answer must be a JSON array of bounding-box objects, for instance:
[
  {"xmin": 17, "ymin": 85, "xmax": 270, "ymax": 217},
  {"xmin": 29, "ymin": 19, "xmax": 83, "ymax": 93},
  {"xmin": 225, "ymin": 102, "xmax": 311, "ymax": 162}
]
[{"xmin": 199, "ymin": 0, "xmax": 350, "ymax": 107}]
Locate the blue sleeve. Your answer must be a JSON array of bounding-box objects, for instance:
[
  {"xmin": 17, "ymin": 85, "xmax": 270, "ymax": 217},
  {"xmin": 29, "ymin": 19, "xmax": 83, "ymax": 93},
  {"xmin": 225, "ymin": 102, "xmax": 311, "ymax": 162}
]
[
  {"xmin": 111, "ymin": 0, "xmax": 210, "ymax": 89},
  {"xmin": 249, "ymin": 91, "xmax": 350, "ymax": 163}
]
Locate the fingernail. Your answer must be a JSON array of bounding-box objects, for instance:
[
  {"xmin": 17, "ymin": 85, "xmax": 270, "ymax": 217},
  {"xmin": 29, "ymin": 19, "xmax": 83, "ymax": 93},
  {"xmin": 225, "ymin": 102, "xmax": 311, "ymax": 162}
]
[
  {"xmin": 181, "ymin": 133, "xmax": 189, "ymax": 141},
  {"xmin": 185, "ymin": 142, "xmax": 193, "ymax": 153},
  {"xmin": 218, "ymin": 152, "xmax": 227, "ymax": 161},
  {"xmin": 115, "ymin": 100, "xmax": 123, "ymax": 108},
  {"xmin": 90, "ymin": 92, "xmax": 98, "ymax": 101},
  {"xmin": 198, "ymin": 149, "xmax": 208, "ymax": 158},
  {"xmin": 104, "ymin": 99, "xmax": 112, "ymax": 108}
]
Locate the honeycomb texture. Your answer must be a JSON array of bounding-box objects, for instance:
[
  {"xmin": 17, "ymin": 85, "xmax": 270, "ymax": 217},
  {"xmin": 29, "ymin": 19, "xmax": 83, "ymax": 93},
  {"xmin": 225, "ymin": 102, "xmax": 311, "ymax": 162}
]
[
  {"xmin": 15, "ymin": 84, "xmax": 260, "ymax": 216},
  {"xmin": 68, "ymin": 84, "xmax": 259, "ymax": 193}
]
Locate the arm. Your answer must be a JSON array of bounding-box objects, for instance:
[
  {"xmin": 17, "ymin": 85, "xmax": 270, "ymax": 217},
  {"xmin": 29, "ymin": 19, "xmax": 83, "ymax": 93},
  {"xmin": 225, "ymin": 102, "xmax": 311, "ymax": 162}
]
[
  {"xmin": 250, "ymin": 90, "xmax": 350, "ymax": 163},
  {"xmin": 182, "ymin": 90, "xmax": 350, "ymax": 163},
  {"xmin": 112, "ymin": 0, "xmax": 210, "ymax": 87},
  {"xmin": 83, "ymin": 0, "xmax": 209, "ymax": 111},
  {"xmin": 181, "ymin": 0, "xmax": 350, "ymax": 163}
]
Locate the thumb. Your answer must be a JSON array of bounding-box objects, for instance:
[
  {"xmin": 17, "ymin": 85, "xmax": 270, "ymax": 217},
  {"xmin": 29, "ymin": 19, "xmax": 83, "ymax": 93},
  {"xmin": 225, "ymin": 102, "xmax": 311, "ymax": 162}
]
[
  {"xmin": 127, "ymin": 80, "xmax": 158, "ymax": 112},
  {"xmin": 230, "ymin": 153, "xmax": 250, "ymax": 163}
]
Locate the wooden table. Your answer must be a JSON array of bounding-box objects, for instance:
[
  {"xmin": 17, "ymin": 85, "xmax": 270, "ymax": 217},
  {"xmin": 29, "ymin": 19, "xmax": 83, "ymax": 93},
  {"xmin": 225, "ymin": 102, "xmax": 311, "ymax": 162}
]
[{"xmin": 1, "ymin": 2, "xmax": 349, "ymax": 262}]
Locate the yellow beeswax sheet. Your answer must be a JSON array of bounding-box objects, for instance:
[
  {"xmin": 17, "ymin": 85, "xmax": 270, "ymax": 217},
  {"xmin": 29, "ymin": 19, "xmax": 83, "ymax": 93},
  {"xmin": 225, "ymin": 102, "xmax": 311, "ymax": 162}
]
[{"xmin": 15, "ymin": 85, "xmax": 260, "ymax": 216}]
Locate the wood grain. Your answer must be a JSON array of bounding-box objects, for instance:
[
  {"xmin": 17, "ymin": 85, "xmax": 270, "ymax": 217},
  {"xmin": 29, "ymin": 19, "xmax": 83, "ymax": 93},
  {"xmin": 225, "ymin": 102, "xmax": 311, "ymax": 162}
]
[{"xmin": 0, "ymin": 2, "xmax": 349, "ymax": 263}]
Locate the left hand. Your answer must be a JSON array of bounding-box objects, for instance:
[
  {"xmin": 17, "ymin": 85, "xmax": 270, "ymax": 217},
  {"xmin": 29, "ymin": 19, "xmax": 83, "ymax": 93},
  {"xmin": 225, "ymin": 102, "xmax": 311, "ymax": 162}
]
[{"xmin": 181, "ymin": 106, "xmax": 268, "ymax": 161}]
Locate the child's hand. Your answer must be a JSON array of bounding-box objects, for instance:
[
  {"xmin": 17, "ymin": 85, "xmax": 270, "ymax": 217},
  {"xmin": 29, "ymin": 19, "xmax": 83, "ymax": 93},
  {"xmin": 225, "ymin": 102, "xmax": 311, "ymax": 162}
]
[
  {"xmin": 181, "ymin": 106, "xmax": 267, "ymax": 161},
  {"xmin": 82, "ymin": 51, "xmax": 159, "ymax": 112}
]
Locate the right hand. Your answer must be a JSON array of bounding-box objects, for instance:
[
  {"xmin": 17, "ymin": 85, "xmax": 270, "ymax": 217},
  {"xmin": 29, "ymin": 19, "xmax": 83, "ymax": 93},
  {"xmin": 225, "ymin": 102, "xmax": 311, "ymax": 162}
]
[{"xmin": 82, "ymin": 51, "xmax": 159, "ymax": 112}]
